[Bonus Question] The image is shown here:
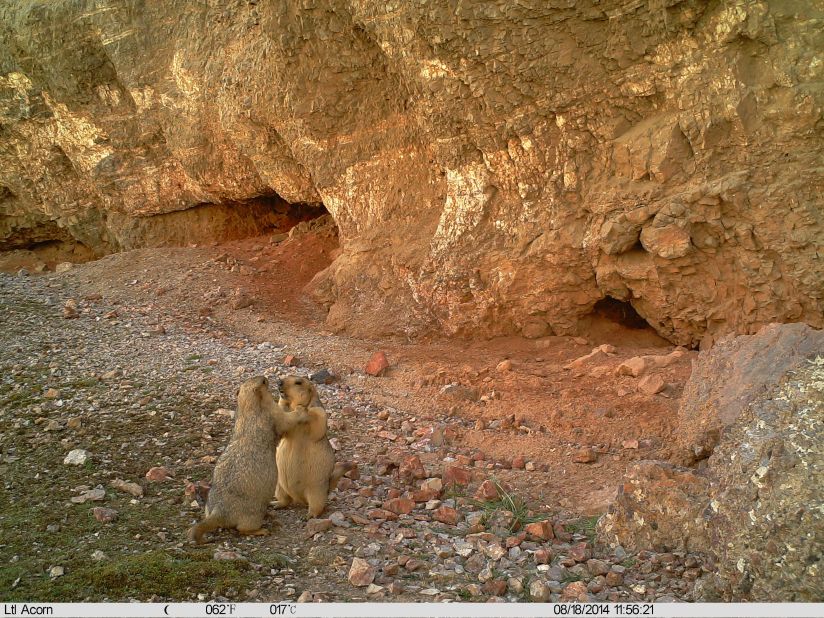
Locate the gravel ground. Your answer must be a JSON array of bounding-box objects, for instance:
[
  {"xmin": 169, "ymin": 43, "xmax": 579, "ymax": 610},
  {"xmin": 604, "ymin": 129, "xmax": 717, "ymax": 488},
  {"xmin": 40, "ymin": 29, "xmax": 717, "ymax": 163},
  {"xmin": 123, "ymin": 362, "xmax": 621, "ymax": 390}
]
[{"xmin": 0, "ymin": 271, "xmax": 715, "ymax": 602}]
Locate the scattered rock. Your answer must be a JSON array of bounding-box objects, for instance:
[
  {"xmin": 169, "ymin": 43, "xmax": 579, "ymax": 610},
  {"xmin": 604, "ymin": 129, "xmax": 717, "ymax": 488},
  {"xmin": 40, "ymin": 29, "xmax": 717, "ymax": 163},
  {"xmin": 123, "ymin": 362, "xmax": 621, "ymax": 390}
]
[
  {"xmin": 399, "ymin": 455, "xmax": 426, "ymax": 482},
  {"xmin": 49, "ymin": 566, "xmax": 65, "ymax": 578},
  {"xmin": 496, "ymin": 359, "xmax": 512, "ymax": 372},
  {"xmin": 90, "ymin": 550, "xmax": 108, "ymax": 561},
  {"xmin": 560, "ymin": 580, "xmax": 588, "ymax": 601},
  {"xmin": 348, "ymin": 557, "xmax": 376, "ymax": 587},
  {"xmin": 524, "ymin": 520, "xmax": 554, "ymax": 541},
  {"xmin": 110, "ymin": 478, "xmax": 143, "ymax": 497},
  {"xmin": 145, "ymin": 466, "xmax": 172, "ymax": 482},
  {"xmin": 572, "ymin": 448, "xmax": 596, "ymax": 464},
  {"xmin": 638, "ymin": 374, "xmax": 666, "ymax": 395},
  {"xmin": 529, "ymin": 580, "xmax": 551, "ymax": 602},
  {"xmin": 63, "ymin": 449, "xmax": 90, "ymax": 466},
  {"xmin": 432, "ymin": 506, "xmax": 459, "ymax": 525},
  {"xmin": 304, "ymin": 519, "xmax": 333, "ymax": 538},
  {"xmin": 309, "ymin": 368, "xmax": 335, "ymax": 384},
  {"xmin": 442, "ymin": 465, "xmax": 471, "ymax": 487},
  {"xmin": 365, "ymin": 351, "xmax": 389, "ymax": 377},
  {"xmin": 92, "ymin": 507, "xmax": 118, "ymax": 523},
  {"xmin": 63, "ymin": 299, "xmax": 79, "ymax": 319}
]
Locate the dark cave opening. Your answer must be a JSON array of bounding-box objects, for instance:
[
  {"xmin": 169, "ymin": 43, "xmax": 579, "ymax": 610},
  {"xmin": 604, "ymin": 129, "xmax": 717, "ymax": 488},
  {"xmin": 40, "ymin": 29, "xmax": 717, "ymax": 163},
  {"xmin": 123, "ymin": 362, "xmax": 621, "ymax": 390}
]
[{"xmin": 591, "ymin": 297, "xmax": 653, "ymax": 330}]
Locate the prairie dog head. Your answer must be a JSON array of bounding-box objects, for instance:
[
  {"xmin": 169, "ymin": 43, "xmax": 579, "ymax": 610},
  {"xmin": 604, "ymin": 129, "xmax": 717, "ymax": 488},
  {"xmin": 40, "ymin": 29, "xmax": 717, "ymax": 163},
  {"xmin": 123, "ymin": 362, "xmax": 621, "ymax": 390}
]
[
  {"xmin": 236, "ymin": 376, "xmax": 276, "ymax": 420},
  {"xmin": 277, "ymin": 375, "xmax": 321, "ymax": 410}
]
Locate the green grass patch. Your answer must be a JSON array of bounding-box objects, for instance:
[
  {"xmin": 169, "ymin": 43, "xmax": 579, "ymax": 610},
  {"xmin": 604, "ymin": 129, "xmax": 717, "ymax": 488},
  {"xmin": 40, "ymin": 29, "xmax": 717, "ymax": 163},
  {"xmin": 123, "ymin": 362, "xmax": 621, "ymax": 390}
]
[
  {"xmin": 567, "ymin": 515, "xmax": 600, "ymax": 542},
  {"xmin": 2, "ymin": 551, "xmax": 252, "ymax": 601}
]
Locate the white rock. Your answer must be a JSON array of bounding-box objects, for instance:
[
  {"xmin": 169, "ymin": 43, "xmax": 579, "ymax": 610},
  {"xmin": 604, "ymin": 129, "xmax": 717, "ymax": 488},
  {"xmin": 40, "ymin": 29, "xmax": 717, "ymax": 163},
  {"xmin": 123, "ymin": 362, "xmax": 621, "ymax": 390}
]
[
  {"xmin": 49, "ymin": 566, "xmax": 65, "ymax": 578},
  {"xmin": 63, "ymin": 449, "xmax": 89, "ymax": 465}
]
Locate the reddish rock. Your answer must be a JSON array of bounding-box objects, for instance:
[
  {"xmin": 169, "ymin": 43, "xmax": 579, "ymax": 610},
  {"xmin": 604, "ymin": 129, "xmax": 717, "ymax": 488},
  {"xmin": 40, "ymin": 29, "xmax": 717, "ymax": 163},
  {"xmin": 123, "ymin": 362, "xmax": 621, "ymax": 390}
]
[
  {"xmin": 524, "ymin": 520, "xmax": 554, "ymax": 541},
  {"xmin": 365, "ymin": 351, "xmax": 390, "ymax": 377},
  {"xmin": 569, "ymin": 542, "xmax": 591, "ymax": 562},
  {"xmin": 442, "ymin": 465, "xmax": 471, "ymax": 487},
  {"xmin": 399, "ymin": 455, "xmax": 426, "ymax": 482},
  {"xmin": 572, "ymin": 448, "xmax": 596, "ymax": 464},
  {"xmin": 560, "ymin": 580, "xmax": 589, "ymax": 602},
  {"xmin": 348, "ymin": 557, "xmax": 376, "ymax": 587},
  {"xmin": 534, "ymin": 548, "xmax": 552, "ymax": 564},
  {"xmin": 283, "ymin": 354, "xmax": 298, "ymax": 366},
  {"xmin": 304, "ymin": 518, "xmax": 333, "ymax": 538},
  {"xmin": 433, "ymin": 505, "xmax": 459, "ymax": 525},
  {"xmin": 368, "ymin": 508, "xmax": 398, "ymax": 521},
  {"xmin": 505, "ymin": 533, "xmax": 526, "ymax": 548},
  {"xmin": 482, "ymin": 579, "xmax": 508, "ymax": 596},
  {"xmin": 474, "ymin": 479, "xmax": 500, "ymax": 501},
  {"xmin": 387, "ymin": 488, "xmax": 401, "ymax": 499},
  {"xmin": 383, "ymin": 497, "xmax": 415, "ymax": 515},
  {"xmin": 145, "ymin": 466, "xmax": 172, "ymax": 482},
  {"xmin": 638, "ymin": 374, "xmax": 666, "ymax": 395},
  {"xmin": 511, "ymin": 456, "xmax": 526, "ymax": 469},
  {"xmin": 410, "ymin": 488, "xmax": 438, "ymax": 503},
  {"xmin": 404, "ymin": 558, "xmax": 425, "ymax": 572},
  {"xmin": 606, "ymin": 571, "xmax": 624, "ymax": 586}
]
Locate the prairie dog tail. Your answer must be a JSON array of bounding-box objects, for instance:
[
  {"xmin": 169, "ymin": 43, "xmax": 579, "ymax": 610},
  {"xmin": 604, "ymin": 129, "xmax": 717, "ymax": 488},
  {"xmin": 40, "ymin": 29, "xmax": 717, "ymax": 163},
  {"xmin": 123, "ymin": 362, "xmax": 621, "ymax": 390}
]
[
  {"xmin": 187, "ymin": 513, "xmax": 224, "ymax": 544},
  {"xmin": 329, "ymin": 461, "xmax": 356, "ymax": 491}
]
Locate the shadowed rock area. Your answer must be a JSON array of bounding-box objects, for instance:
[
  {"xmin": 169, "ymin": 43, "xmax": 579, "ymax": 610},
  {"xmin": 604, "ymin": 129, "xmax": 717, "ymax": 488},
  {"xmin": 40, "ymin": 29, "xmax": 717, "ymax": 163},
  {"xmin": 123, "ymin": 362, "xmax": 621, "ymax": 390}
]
[
  {"xmin": 598, "ymin": 323, "xmax": 824, "ymax": 601},
  {"xmin": 1, "ymin": 1, "xmax": 822, "ymax": 344}
]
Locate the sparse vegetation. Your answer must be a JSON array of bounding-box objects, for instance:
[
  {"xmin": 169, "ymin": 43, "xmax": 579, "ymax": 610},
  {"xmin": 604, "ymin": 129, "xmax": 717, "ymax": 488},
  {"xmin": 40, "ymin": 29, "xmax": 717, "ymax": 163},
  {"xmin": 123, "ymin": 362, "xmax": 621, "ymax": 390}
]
[{"xmin": 469, "ymin": 478, "xmax": 545, "ymax": 532}]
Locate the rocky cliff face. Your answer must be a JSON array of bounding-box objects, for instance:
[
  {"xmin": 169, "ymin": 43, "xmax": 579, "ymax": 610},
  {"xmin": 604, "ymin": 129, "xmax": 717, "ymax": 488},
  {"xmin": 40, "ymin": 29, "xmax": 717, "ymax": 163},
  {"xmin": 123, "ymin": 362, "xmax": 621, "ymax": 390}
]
[{"xmin": 1, "ymin": 0, "xmax": 822, "ymax": 343}]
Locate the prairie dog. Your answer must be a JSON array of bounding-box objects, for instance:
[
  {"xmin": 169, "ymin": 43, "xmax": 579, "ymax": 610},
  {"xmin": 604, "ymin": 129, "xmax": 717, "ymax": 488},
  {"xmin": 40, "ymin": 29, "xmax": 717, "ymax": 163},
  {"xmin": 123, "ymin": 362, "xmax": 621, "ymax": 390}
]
[
  {"xmin": 275, "ymin": 375, "xmax": 351, "ymax": 517},
  {"xmin": 187, "ymin": 376, "xmax": 308, "ymax": 544}
]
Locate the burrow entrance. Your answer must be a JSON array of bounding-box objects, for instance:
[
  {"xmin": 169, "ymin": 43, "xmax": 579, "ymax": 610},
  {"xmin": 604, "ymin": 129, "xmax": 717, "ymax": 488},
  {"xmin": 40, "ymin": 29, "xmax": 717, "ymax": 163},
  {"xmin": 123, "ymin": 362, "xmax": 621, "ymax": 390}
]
[{"xmin": 580, "ymin": 296, "xmax": 670, "ymax": 347}]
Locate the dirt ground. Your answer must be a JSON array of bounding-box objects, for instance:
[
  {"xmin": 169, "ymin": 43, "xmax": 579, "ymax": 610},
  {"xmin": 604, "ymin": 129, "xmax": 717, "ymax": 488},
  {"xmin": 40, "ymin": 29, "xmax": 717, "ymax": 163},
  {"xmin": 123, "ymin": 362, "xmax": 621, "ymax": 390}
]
[
  {"xmin": 0, "ymin": 223, "xmax": 703, "ymax": 603},
  {"xmin": 63, "ymin": 224, "xmax": 694, "ymax": 516}
]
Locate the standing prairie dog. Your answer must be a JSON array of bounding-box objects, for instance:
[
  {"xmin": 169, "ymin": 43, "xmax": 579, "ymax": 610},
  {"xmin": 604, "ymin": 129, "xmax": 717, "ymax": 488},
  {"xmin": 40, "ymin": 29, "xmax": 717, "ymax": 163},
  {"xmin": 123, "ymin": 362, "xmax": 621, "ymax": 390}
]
[
  {"xmin": 275, "ymin": 375, "xmax": 352, "ymax": 517},
  {"xmin": 187, "ymin": 376, "xmax": 309, "ymax": 544}
]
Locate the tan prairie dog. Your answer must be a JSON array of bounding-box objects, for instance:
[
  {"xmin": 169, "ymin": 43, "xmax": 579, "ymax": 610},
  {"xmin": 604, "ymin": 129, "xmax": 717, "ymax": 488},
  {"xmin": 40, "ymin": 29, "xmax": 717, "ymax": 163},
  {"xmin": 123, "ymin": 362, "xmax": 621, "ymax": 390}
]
[
  {"xmin": 275, "ymin": 375, "xmax": 353, "ymax": 517},
  {"xmin": 187, "ymin": 376, "xmax": 309, "ymax": 544}
]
